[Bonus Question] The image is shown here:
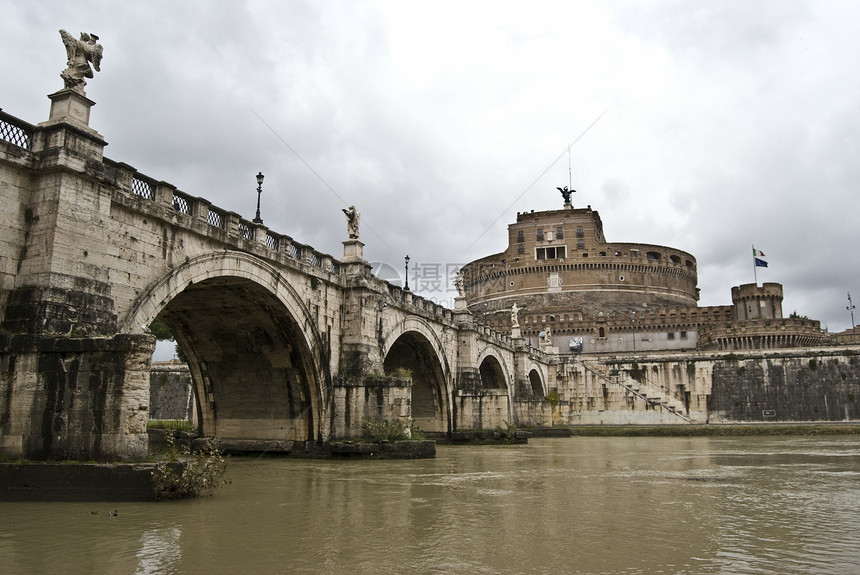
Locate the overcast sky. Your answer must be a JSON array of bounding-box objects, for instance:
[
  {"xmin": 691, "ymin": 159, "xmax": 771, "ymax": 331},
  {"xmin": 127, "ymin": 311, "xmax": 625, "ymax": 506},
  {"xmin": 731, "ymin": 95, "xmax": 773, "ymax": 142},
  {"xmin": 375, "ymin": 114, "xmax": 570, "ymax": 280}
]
[{"xmin": 4, "ymin": 0, "xmax": 859, "ymax": 335}]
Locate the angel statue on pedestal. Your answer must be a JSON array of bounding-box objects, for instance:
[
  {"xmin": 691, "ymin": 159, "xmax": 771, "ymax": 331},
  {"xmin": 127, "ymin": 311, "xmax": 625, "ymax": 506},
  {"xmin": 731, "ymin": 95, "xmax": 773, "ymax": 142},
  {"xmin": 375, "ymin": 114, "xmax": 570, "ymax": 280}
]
[{"xmin": 59, "ymin": 30, "xmax": 103, "ymax": 94}]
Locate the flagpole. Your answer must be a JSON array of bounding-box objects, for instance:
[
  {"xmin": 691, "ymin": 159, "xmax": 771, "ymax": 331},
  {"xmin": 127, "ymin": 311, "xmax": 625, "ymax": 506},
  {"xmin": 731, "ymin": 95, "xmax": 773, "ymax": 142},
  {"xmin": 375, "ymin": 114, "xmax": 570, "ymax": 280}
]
[{"xmin": 752, "ymin": 244, "xmax": 757, "ymax": 286}]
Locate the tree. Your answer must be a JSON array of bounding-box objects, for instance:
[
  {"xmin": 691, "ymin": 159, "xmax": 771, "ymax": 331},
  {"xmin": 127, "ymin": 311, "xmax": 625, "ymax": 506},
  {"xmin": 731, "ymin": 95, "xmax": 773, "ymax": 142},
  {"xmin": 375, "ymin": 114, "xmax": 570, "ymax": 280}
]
[
  {"xmin": 149, "ymin": 317, "xmax": 186, "ymax": 361},
  {"xmin": 149, "ymin": 316, "xmax": 174, "ymax": 341}
]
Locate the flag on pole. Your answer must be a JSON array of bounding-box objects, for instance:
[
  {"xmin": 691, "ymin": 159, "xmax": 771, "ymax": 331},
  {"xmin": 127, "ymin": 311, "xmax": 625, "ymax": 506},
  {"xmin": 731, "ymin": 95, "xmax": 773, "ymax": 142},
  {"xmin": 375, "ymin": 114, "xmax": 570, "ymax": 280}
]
[{"xmin": 752, "ymin": 245, "xmax": 768, "ymax": 283}]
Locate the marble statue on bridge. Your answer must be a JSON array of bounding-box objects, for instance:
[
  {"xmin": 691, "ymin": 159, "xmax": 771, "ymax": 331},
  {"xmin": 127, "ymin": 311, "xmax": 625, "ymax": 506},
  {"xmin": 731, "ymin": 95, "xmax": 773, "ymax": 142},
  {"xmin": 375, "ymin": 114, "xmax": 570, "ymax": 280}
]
[
  {"xmin": 454, "ymin": 270, "xmax": 465, "ymax": 298},
  {"xmin": 511, "ymin": 303, "xmax": 520, "ymax": 328},
  {"xmin": 59, "ymin": 30, "xmax": 103, "ymax": 94},
  {"xmin": 342, "ymin": 205, "xmax": 360, "ymax": 239}
]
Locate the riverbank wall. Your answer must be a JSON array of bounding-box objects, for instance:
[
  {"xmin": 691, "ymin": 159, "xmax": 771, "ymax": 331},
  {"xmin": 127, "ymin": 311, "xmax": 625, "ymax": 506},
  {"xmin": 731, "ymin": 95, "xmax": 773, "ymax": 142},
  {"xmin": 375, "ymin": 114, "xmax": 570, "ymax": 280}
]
[{"xmin": 546, "ymin": 346, "xmax": 860, "ymax": 424}]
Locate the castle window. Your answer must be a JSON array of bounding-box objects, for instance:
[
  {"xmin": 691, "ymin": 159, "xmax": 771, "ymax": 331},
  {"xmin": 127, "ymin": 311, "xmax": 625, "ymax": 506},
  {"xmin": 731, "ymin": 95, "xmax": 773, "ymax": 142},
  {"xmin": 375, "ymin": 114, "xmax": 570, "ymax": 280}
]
[
  {"xmin": 517, "ymin": 230, "xmax": 524, "ymax": 242},
  {"xmin": 537, "ymin": 229, "xmax": 544, "ymax": 241},
  {"xmin": 647, "ymin": 251, "xmax": 661, "ymax": 260},
  {"xmin": 670, "ymin": 255, "xmax": 681, "ymax": 264},
  {"xmin": 557, "ymin": 226, "xmax": 564, "ymax": 239},
  {"xmin": 680, "ymin": 331, "xmax": 688, "ymax": 339},
  {"xmin": 576, "ymin": 226, "xmax": 584, "ymax": 238},
  {"xmin": 598, "ymin": 327, "xmax": 605, "ymax": 338},
  {"xmin": 577, "ymin": 239, "xmax": 585, "ymax": 249},
  {"xmin": 631, "ymin": 249, "xmax": 639, "ymax": 257},
  {"xmin": 667, "ymin": 332, "xmax": 675, "ymax": 340},
  {"xmin": 517, "ymin": 242, "xmax": 525, "ymax": 254},
  {"xmin": 536, "ymin": 246, "xmax": 567, "ymax": 260}
]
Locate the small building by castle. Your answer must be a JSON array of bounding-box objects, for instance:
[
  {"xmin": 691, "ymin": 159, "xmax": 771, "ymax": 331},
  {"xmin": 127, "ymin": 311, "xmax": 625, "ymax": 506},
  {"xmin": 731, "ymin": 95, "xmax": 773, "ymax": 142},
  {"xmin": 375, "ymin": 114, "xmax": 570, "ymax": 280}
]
[{"xmin": 461, "ymin": 193, "xmax": 827, "ymax": 353}]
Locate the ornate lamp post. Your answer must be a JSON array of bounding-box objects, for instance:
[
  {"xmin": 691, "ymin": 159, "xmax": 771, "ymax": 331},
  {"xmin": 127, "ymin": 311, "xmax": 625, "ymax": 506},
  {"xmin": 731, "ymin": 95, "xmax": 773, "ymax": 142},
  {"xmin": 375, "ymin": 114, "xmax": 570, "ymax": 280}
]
[
  {"xmin": 404, "ymin": 255, "xmax": 411, "ymax": 291},
  {"xmin": 253, "ymin": 172, "xmax": 264, "ymax": 224}
]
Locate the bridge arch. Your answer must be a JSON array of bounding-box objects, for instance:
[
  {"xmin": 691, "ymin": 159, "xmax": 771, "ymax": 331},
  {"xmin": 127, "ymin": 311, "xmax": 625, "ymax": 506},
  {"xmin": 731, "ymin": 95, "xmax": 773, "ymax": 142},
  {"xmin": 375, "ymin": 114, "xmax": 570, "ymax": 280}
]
[
  {"xmin": 382, "ymin": 317, "xmax": 452, "ymax": 435},
  {"xmin": 527, "ymin": 366, "xmax": 546, "ymax": 396},
  {"xmin": 477, "ymin": 351, "xmax": 509, "ymax": 390},
  {"xmin": 123, "ymin": 252, "xmax": 328, "ymax": 443}
]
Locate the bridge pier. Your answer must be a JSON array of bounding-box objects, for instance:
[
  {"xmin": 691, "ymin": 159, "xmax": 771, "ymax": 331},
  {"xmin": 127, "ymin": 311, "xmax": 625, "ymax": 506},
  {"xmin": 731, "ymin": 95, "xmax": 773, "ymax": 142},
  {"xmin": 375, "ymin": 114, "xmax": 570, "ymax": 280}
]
[
  {"xmin": 0, "ymin": 91, "xmax": 157, "ymax": 461},
  {"xmin": 0, "ymin": 333, "xmax": 154, "ymax": 461}
]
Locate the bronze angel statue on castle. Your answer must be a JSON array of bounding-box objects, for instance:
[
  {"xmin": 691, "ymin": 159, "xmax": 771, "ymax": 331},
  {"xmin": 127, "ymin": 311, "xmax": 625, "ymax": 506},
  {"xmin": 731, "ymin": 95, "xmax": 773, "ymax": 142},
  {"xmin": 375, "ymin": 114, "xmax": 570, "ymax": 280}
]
[{"xmin": 59, "ymin": 30, "xmax": 103, "ymax": 94}]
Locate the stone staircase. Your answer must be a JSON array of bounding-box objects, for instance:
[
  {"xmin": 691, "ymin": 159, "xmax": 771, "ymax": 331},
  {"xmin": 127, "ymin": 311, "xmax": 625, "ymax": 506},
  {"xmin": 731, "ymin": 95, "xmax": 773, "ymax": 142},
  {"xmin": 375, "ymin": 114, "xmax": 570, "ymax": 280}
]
[
  {"xmin": 575, "ymin": 360, "xmax": 693, "ymax": 423},
  {"xmin": 623, "ymin": 378, "xmax": 691, "ymax": 423}
]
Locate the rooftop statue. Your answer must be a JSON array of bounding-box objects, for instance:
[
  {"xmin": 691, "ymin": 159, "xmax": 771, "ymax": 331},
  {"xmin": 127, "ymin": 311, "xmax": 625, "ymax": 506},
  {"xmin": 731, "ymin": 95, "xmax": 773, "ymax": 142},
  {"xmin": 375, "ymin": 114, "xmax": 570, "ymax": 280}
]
[
  {"xmin": 342, "ymin": 205, "xmax": 360, "ymax": 239},
  {"xmin": 557, "ymin": 186, "xmax": 575, "ymax": 207},
  {"xmin": 510, "ymin": 303, "xmax": 520, "ymax": 328},
  {"xmin": 59, "ymin": 30, "xmax": 103, "ymax": 94}
]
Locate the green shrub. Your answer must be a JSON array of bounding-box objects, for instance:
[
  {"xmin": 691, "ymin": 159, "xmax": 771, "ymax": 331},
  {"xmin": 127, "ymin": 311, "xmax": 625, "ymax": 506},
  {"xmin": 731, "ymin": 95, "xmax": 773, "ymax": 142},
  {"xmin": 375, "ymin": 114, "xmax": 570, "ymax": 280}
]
[
  {"xmin": 361, "ymin": 417, "xmax": 410, "ymax": 442},
  {"xmin": 153, "ymin": 436, "xmax": 227, "ymax": 499},
  {"xmin": 494, "ymin": 421, "xmax": 519, "ymax": 443}
]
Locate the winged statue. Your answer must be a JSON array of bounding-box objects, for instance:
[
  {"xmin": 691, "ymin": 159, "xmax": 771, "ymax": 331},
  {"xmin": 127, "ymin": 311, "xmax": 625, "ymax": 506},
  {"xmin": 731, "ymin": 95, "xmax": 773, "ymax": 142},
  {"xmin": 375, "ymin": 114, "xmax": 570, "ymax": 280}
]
[{"xmin": 59, "ymin": 30, "xmax": 103, "ymax": 94}]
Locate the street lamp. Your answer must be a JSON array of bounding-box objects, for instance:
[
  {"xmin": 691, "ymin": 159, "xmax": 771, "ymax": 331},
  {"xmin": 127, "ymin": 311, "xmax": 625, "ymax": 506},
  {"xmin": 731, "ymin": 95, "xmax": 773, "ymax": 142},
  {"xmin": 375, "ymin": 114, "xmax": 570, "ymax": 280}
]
[
  {"xmin": 404, "ymin": 255, "xmax": 410, "ymax": 291},
  {"xmin": 631, "ymin": 311, "xmax": 636, "ymax": 352},
  {"xmin": 253, "ymin": 172, "xmax": 264, "ymax": 224}
]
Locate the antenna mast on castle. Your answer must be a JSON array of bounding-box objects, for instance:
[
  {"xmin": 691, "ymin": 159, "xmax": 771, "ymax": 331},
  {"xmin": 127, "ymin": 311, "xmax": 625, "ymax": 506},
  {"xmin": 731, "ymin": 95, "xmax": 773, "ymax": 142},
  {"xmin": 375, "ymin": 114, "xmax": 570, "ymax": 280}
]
[{"xmin": 568, "ymin": 147, "xmax": 573, "ymax": 192}]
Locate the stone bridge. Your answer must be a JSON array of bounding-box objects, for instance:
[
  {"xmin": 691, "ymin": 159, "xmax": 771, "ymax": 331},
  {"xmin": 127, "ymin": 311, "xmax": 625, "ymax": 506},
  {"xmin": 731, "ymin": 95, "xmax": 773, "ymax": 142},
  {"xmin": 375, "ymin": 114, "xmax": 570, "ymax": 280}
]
[{"xmin": 0, "ymin": 93, "xmax": 553, "ymax": 461}]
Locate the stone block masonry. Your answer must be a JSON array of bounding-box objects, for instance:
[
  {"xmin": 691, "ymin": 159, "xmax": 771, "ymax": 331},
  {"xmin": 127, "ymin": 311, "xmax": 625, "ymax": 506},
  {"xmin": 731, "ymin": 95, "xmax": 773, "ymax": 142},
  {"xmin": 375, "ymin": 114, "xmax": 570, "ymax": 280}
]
[
  {"xmin": 709, "ymin": 350, "xmax": 860, "ymax": 422},
  {"xmin": 0, "ymin": 333, "xmax": 154, "ymax": 461},
  {"xmin": 149, "ymin": 362, "xmax": 194, "ymax": 422}
]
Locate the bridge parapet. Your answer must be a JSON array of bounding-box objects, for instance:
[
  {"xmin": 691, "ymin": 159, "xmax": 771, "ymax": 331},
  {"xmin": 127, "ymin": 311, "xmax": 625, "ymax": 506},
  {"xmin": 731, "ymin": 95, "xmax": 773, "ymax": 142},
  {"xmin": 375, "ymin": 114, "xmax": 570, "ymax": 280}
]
[
  {"xmin": 381, "ymin": 282, "xmax": 457, "ymax": 326},
  {"xmin": 0, "ymin": 109, "xmax": 34, "ymax": 152},
  {"xmin": 103, "ymin": 161, "xmax": 345, "ymax": 283}
]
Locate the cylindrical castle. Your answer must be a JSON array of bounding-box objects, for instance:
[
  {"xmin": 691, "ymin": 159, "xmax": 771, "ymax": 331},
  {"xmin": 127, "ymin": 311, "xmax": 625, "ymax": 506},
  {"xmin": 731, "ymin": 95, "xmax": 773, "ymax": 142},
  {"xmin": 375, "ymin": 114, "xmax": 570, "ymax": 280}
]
[{"xmin": 461, "ymin": 205, "xmax": 699, "ymax": 339}]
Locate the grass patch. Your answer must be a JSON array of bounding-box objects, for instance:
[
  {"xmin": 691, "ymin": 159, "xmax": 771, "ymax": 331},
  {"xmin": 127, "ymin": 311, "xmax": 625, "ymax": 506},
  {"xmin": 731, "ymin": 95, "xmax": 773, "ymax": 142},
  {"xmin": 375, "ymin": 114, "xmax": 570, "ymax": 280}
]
[{"xmin": 147, "ymin": 420, "xmax": 193, "ymax": 431}]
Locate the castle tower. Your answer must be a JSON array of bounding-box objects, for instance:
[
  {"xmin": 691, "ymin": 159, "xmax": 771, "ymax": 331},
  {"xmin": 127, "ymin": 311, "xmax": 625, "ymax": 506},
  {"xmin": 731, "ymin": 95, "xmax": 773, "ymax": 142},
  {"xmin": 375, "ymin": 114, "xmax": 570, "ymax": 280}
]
[{"xmin": 731, "ymin": 283, "xmax": 784, "ymax": 321}]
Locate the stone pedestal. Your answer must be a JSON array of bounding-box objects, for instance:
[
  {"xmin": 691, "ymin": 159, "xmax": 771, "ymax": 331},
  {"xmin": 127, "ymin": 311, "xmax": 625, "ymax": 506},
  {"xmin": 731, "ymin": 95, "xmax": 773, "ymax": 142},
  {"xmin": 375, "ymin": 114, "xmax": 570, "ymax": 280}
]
[
  {"xmin": 511, "ymin": 325, "xmax": 522, "ymax": 338},
  {"xmin": 45, "ymin": 89, "xmax": 98, "ymax": 132},
  {"xmin": 341, "ymin": 239, "xmax": 365, "ymax": 263},
  {"xmin": 454, "ymin": 296, "xmax": 468, "ymax": 310}
]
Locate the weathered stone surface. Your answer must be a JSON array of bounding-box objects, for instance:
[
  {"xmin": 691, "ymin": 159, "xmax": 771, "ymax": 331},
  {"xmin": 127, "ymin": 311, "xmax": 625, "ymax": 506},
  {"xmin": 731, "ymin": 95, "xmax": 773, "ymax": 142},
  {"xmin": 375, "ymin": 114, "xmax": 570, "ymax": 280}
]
[
  {"xmin": 215, "ymin": 438, "xmax": 295, "ymax": 454},
  {"xmin": 0, "ymin": 333, "xmax": 153, "ymax": 461},
  {"xmin": 709, "ymin": 352, "xmax": 860, "ymax": 422},
  {"xmin": 0, "ymin": 462, "xmax": 159, "ymax": 501},
  {"xmin": 149, "ymin": 362, "xmax": 194, "ymax": 421},
  {"xmin": 328, "ymin": 440, "xmax": 435, "ymax": 458}
]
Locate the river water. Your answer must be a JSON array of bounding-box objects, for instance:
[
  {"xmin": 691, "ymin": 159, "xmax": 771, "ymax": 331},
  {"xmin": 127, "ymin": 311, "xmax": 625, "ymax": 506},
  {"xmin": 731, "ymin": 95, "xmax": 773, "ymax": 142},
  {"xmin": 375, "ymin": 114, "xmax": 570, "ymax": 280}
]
[{"xmin": 2, "ymin": 436, "xmax": 859, "ymax": 574}]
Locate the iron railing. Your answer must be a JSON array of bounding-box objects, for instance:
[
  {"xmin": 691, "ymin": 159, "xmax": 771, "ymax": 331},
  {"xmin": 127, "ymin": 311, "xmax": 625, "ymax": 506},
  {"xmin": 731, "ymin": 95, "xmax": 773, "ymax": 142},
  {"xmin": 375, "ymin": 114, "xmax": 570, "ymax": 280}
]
[
  {"xmin": 131, "ymin": 176, "xmax": 155, "ymax": 200},
  {"xmin": 0, "ymin": 111, "xmax": 33, "ymax": 150}
]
